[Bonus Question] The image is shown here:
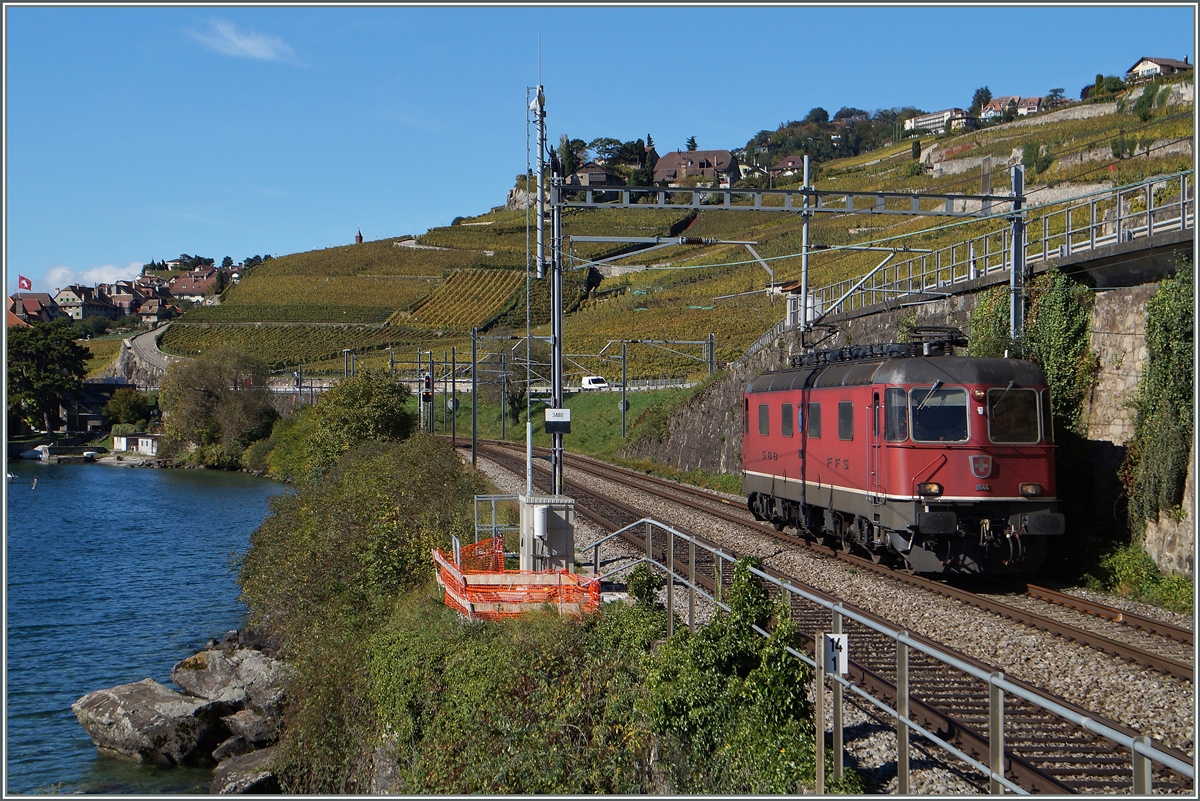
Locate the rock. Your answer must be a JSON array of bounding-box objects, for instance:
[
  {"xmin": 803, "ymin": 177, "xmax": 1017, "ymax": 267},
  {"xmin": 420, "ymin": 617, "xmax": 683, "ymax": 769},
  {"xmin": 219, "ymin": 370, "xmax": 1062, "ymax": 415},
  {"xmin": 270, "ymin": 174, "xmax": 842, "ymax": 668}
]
[
  {"xmin": 210, "ymin": 746, "xmax": 281, "ymax": 794},
  {"xmin": 370, "ymin": 735, "xmax": 400, "ymax": 794},
  {"xmin": 172, "ymin": 647, "xmax": 290, "ymax": 714},
  {"xmin": 222, "ymin": 709, "xmax": 279, "ymax": 747},
  {"xmin": 236, "ymin": 626, "xmax": 282, "ymax": 656},
  {"xmin": 212, "ymin": 734, "xmax": 253, "ymax": 762},
  {"xmin": 72, "ymin": 678, "xmax": 234, "ymax": 766},
  {"xmin": 171, "ymin": 650, "xmax": 246, "ymax": 705}
]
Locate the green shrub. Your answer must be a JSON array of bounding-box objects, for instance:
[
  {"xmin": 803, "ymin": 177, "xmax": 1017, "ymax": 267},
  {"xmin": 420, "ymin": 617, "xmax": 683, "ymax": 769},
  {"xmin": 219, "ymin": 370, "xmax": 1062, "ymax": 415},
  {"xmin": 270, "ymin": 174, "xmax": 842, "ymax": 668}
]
[{"xmin": 1085, "ymin": 544, "xmax": 1194, "ymax": 615}]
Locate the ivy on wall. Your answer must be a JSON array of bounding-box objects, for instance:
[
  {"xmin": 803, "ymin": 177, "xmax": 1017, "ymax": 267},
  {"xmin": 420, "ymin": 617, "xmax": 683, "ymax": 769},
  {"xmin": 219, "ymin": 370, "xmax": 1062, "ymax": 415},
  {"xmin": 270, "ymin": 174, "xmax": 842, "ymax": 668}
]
[
  {"xmin": 1024, "ymin": 268, "xmax": 1099, "ymax": 435},
  {"xmin": 967, "ymin": 267, "xmax": 1097, "ymax": 434},
  {"xmin": 1121, "ymin": 259, "xmax": 1194, "ymax": 532}
]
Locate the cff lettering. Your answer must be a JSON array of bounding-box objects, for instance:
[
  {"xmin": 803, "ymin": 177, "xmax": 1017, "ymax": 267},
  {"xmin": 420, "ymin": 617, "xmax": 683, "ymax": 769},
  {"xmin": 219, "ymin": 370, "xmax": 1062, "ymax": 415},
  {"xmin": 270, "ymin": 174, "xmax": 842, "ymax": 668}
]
[{"xmin": 826, "ymin": 456, "xmax": 850, "ymax": 470}]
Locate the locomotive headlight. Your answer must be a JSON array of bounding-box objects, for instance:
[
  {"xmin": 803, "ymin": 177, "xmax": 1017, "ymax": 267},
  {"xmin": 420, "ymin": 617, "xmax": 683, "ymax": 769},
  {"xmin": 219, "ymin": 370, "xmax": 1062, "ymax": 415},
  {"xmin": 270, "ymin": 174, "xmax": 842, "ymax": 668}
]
[
  {"xmin": 1020, "ymin": 483, "xmax": 1044, "ymax": 497},
  {"xmin": 972, "ymin": 388, "xmax": 986, "ymax": 401},
  {"xmin": 918, "ymin": 482, "xmax": 943, "ymax": 496}
]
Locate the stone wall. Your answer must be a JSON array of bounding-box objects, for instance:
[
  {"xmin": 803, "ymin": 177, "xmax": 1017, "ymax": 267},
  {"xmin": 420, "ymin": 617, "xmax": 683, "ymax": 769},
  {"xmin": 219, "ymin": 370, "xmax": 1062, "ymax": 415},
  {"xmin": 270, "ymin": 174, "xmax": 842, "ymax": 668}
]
[{"xmin": 1144, "ymin": 459, "xmax": 1195, "ymax": 577}]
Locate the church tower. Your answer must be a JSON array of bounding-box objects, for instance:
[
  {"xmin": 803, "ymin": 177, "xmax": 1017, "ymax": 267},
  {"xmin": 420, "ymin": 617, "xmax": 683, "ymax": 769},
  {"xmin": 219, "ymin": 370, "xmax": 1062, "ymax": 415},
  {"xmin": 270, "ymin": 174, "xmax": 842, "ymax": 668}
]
[{"xmin": 355, "ymin": 228, "xmax": 363, "ymax": 245}]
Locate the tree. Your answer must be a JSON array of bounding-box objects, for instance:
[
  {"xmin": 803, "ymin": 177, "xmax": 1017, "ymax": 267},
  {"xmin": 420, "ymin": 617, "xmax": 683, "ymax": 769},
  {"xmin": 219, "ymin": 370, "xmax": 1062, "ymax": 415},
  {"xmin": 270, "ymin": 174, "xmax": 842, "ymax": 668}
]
[
  {"xmin": 911, "ymin": 138, "xmax": 921, "ymax": 161},
  {"xmin": 834, "ymin": 106, "xmax": 867, "ymax": 120},
  {"xmin": 646, "ymin": 133, "xmax": 654, "ymax": 150},
  {"xmin": 159, "ymin": 349, "xmax": 279, "ymax": 457},
  {"xmin": 969, "ymin": 86, "xmax": 992, "ymax": 116},
  {"xmin": 221, "ymin": 256, "xmax": 234, "ymax": 269},
  {"xmin": 803, "ymin": 107, "xmax": 829, "ymax": 124},
  {"xmin": 558, "ymin": 134, "xmax": 582, "ymax": 177},
  {"xmin": 587, "ymin": 137, "xmax": 624, "ymax": 162},
  {"xmin": 7, "ymin": 319, "xmax": 89, "ymax": 432},
  {"xmin": 305, "ymin": 369, "xmax": 414, "ymax": 471},
  {"xmin": 268, "ymin": 368, "xmax": 415, "ymax": 481},
  {"xmin": 207, "ymin": 271, "xmax": 226, "ymax": 298},
  {"xmin": 685, "ymin": 136, "xmax": 698, "ymax": 151},
  {"xmin": 1046, "ymin": 87, "xmax": 1066, "ymax": 108},
  {"xmin": 1002, "ymin": 98, "xmax": 1018, "ymax": 122},
  {"xmin": 104, "ymin": 387, "xmax": 153, "ymax": 425}
]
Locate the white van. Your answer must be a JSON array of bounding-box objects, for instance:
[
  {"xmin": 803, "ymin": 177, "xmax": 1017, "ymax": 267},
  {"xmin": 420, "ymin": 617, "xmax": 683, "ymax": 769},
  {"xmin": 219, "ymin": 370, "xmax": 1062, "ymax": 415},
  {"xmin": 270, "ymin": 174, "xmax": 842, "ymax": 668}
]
[{"xmin": 580, "ymin": 376, "xmax": 609, "ymax": 391}]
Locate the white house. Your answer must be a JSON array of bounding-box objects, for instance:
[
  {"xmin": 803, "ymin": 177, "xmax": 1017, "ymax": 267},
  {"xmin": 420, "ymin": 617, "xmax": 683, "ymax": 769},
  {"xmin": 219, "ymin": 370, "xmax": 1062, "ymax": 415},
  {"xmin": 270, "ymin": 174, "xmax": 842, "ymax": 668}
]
[
  {"xmin": 112, "ymin": 433, "xmax": 160, "ymax": 456},
  {"xmin": 1126, "ymin": 56, "xmax": 1192, "ymax": 82}
]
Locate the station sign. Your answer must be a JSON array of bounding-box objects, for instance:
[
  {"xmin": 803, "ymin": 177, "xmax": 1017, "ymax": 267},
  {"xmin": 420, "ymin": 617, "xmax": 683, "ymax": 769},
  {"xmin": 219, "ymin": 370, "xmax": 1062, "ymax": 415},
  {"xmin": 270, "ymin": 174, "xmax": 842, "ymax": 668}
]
[{"xmin": 545, "ymin": 408, "xmax": 571, "ymax": 434}]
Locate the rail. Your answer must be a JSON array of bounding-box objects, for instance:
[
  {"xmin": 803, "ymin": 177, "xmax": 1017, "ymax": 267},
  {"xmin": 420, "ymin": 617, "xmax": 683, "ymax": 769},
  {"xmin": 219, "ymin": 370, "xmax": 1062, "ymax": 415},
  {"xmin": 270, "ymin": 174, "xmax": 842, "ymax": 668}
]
[{"xmin": 582, "ymin": 517, "xmax": 1193, "ymax": 795}]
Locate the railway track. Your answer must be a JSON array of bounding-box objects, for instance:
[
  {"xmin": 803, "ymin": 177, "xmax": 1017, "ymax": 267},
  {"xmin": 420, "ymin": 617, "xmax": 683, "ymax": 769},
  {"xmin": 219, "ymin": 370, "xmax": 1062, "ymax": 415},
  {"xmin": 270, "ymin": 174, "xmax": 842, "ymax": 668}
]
[
  {"xmin": 476, "ymin": 440, "xmax": 1193, "ymax": 682},
  {"xmin": 473, "ymin": 441, "xmax": 1194, "ymax": 794}
]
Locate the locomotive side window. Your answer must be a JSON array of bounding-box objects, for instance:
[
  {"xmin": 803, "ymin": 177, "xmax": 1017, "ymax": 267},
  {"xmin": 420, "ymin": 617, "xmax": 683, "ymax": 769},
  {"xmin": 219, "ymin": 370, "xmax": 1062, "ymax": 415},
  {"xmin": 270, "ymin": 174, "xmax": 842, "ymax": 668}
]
[
  {"xmin": 743, "ymin": 398, "xmax": 749, "ymax": 434},
  {"xmin": 781, "ymin": 403, "xmax": 794, "ymax": 437},
  {"xmin": 838, "ymin": 401, "xmax": 854, "ymax": 440},
  {"xmin": 885, "ymin": 388, "xmax": 908, "ymax": 441},
  {"xmin": 808, "ymin": 403, "xmax": 822, "ymax": 438},
  {"xmin": 1041, "ymin": 388, "xmax": 1054, "ymax": 443},
  {"xmin": 758, "ymin": 404, "xmax": 770, "ymax": 436},
  {"xmin": 988, "ymin": 387, "xmax": 1039, "ymax": 443},
  {"xmin": 910, "ymin": 386, "xmax": 969, "ymax": 442}
]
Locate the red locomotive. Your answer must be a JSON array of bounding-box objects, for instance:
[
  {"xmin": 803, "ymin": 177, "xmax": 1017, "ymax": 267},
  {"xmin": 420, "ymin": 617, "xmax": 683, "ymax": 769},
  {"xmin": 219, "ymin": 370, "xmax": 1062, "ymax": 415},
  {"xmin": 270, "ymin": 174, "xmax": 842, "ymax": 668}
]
[{"xmin": 743, "ymin": 331, "xmax": 1064, "ymax": 573}]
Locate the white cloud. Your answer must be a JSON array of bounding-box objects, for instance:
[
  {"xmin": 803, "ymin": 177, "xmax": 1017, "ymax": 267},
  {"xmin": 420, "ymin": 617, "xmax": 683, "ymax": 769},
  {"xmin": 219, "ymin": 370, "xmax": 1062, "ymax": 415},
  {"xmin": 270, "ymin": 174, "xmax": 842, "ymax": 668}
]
[
  {"xmin": 44, "ymin": 262, "xmax": 143, "ymax": 291},
  {"xmin": 188, "ymin": 20, "xmax": 299, "ymax": 64}
]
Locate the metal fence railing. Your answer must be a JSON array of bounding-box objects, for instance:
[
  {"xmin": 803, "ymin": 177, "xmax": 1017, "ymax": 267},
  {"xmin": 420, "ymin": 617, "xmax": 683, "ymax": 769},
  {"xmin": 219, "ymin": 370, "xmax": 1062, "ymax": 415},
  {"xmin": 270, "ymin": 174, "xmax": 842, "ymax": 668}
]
[
  {"xmin": 736, "ymin": 173, "xmax": 1193, "ymax": 363},
  {"xmin": 583, "ymin": 517, "xmax": 1194, "ymax": 795},
  {"xmin": 809, "ymin": 172, "xmax": 1193, "ymax": 319}
]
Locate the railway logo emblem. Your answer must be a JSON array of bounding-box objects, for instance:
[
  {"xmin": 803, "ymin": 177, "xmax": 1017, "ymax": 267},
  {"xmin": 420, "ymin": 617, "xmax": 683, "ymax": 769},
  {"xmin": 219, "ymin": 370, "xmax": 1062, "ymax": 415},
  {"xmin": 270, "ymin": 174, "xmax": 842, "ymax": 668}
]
[{"xmin": 970, "ymin": 455, "xmax": 993, "ymax": 478}]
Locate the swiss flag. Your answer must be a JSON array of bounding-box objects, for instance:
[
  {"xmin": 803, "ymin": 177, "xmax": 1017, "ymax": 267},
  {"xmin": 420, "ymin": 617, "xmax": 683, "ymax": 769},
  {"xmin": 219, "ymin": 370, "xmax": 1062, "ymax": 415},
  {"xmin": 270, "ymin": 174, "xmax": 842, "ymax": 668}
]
[{"xmin": 18, "ymin": 275, "xmax": 32, "ymax": 291}]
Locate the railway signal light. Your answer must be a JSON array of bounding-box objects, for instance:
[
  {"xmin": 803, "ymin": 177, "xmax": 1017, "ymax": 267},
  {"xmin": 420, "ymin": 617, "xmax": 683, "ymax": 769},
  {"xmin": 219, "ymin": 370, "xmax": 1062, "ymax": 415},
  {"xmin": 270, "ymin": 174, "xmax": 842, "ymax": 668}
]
[{"xmin": 421, "ymin": 373, "xmax": 433, "ymax": 402}]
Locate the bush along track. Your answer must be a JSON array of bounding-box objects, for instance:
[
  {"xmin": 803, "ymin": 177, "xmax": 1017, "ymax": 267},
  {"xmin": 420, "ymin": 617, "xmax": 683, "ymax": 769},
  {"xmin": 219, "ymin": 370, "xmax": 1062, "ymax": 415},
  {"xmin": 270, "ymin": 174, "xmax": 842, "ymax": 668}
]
[{"xmin": 236, "ymin": 435, "xmax": 860, "ymax": 793}]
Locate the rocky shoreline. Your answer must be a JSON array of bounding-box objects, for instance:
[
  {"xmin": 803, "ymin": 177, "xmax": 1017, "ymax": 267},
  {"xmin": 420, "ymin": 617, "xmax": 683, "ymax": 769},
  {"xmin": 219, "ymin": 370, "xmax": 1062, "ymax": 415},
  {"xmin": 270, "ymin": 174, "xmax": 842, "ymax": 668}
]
[{"xmin": 72, "ymin": 628, "xmax": 289, "ymax": 794}]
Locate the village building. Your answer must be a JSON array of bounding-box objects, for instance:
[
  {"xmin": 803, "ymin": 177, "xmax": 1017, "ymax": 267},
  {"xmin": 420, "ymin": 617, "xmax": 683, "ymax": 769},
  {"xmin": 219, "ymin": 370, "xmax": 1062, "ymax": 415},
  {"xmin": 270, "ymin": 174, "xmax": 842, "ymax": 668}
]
[
  {"xmin": 566, "ymin": 161, "xmax": 627, "ymax": 188},
  {"xmin": 7, "ymin": 293, "xmax": 65, "ymax": 324},
  {"xmin": 652, "ymin": 149, "xmax": 740, "ymax": 188},
  {"xmin": 1126, "ymin": 56, "xmax": 1193, "ymax": 82},
  {"xmin": 54, "ymin": 285, "xmax": 119, "ymax": 321},
  {"xmin": 903, "ymin": 108, "xmax": 977, "ymax": 134}
]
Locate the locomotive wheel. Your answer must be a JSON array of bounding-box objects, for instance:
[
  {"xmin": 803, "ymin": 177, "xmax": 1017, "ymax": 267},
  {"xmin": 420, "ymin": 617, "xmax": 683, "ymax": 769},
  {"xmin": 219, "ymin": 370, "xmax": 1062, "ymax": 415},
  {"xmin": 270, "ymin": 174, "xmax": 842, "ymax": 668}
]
[
  {"xmin": 837, "ymin": 538, "xmax": 854, "ymax": 555},
  {"xmin": 870, "ymin": 551, "xmax": 887, "ymax": 564},
  {"xmin": 772, "ymin": 520, "xmax": 785, "ymax": 532}
]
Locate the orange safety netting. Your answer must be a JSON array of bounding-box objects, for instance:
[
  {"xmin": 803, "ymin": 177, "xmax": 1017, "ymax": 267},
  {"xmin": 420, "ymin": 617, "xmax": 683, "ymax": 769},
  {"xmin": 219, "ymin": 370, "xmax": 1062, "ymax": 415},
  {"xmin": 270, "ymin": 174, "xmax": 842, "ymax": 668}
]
[{"xmin": 432, "ymin": 537, "xmax": 601, "ymax": 621}]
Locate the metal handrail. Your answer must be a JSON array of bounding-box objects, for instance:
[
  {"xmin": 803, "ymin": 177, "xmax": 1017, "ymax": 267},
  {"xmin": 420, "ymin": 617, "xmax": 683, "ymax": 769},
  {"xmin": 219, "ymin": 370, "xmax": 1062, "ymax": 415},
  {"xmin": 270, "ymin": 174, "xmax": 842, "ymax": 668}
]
[
  {"xmin": 582, "ymin": 517, "xmax": 1193, "ymax": 794},
  {"xmin": 807, "ymin": 172, "xmax": 1192, "ymax": 320}
]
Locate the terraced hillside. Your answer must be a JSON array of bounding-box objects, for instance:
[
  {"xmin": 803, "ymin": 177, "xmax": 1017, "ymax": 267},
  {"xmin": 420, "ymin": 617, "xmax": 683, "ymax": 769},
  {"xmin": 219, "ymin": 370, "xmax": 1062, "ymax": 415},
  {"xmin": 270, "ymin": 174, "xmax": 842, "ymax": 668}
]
[
  {"xmin": 160, "ymin": 83, "xmax": 1192, "ymax": 379},
  {"xmin": 399, "ymin": 268, "xmax": 527, "ymax": 330}
]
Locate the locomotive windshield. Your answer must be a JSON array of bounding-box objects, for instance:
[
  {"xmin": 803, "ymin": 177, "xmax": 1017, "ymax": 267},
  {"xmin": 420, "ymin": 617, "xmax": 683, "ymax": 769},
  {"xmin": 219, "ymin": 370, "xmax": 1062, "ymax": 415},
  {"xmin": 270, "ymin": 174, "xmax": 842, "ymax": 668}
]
[
  {"xmin": 989, "ymin": 387, "xmax": 1040, "ymax": 443},
  {"xmin": 910, "ymin": 386, "xmax": 969, "ymax": 442}
]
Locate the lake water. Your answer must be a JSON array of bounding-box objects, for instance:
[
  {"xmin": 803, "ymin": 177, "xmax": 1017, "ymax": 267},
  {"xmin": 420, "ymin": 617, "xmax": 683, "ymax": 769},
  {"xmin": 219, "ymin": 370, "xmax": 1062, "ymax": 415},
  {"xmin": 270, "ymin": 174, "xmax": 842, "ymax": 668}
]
[{"xmin": 5, "ymin": 461, "xmax": 288, "ymax": 794}]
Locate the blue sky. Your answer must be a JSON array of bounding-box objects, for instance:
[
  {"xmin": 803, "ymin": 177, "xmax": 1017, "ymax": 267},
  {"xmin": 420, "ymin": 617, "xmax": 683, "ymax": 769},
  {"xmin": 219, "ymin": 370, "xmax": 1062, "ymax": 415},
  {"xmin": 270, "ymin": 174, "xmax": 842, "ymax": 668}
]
[{"xmin": 4, "ymin": 4, "xmax": 1195, "ymax": 295}]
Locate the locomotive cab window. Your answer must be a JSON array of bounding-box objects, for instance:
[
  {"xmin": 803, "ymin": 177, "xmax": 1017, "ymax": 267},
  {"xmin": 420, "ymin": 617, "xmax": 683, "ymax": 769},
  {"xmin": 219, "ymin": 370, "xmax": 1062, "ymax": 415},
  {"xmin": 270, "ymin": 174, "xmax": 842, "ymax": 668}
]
[
  {"xmin": 910, "ymin": 385, "xmax": 968, "ymax": 442},
  {"xmin": 808, "ymin": 402, "xmax": 821, "ymax": 438},
  {"xmin": 988, "ymin": 387, "xmax": 1039, "ymax": 443},
  {"xmin": 743, "ymin": 398, "xmax": 749, "ymax": 434},
  {"xmin": 837, "ymin": 401, "xmax": 854, "ymax": 440},
  {"xmin": 781, "ymin": 403, "xmax": 793, "ymax": 437},
  {"xmin": 758, "ymin": 404, "xmax": 770, "ymax": 436},
  {"xmin": 885, "ymin": 388, "xmax": 908, "ymax": 441}
]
